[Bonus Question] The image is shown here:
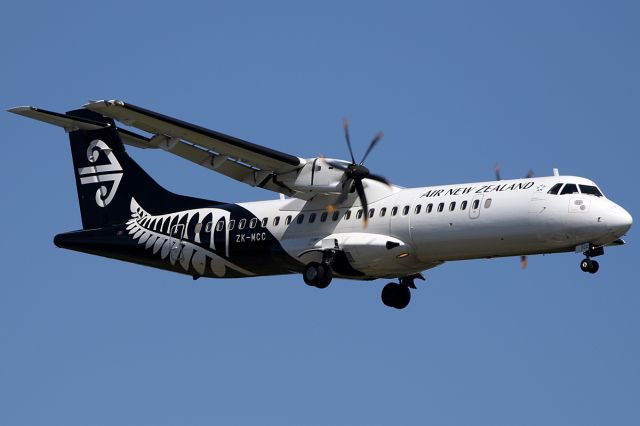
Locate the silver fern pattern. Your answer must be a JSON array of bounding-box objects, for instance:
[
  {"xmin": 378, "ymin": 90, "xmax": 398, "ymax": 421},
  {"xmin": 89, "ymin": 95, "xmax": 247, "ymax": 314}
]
[{"xmin": 126, "ymin": 198, "xmax": 254, "ymax": 277}]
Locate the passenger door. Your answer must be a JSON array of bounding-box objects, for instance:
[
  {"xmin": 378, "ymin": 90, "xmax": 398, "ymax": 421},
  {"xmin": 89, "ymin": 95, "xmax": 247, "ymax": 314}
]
[{"xmin": 469, "ymin": 194, "xmax": 483, "ymax": 219}]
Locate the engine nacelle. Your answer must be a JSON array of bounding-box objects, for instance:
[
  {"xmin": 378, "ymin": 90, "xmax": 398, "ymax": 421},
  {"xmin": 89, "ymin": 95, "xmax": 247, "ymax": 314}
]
[{"xmin": 286, "ymin": 158, "xmax": 347, "ymax": 193}]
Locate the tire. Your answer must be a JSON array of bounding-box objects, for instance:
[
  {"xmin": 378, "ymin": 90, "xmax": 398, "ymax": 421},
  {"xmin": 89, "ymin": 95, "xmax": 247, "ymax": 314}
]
[
  {"xmin": 580, "ymin": 259, "xmax": 591, "ymax": 272},
  {"xmin": 589, "ymin": 260, "xmax": 599, "ymax": 274},
  {"xmin": 303, "ymin": 262, "xmax": 323, "ymax": 286},
  {"xmin": 393, "ymin": 285, "xmax": 411, "ymax": 310},
  {"xmin": 315, "ymin": 264, "xmax": 333, "ymax": 289},
  {"xmin": 381, "ymin": 283, "xmax": 397, "ymax": 307}
]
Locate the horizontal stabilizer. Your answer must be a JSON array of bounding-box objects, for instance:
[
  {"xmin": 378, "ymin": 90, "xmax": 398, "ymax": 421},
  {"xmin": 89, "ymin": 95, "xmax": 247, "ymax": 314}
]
[
  {"xmin": 8, "ymin": 105, "xmax": 153, "ymax": 149},
  {"xmin": 8, "ymin": 106, "xmax": 108, "ymax": 132}
]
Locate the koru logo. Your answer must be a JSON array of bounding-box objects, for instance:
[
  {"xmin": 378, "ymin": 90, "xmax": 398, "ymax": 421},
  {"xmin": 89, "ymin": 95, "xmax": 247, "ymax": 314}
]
[{"xmin": 77, "ymin": 139, "xmax": 123, "ymax": 207}]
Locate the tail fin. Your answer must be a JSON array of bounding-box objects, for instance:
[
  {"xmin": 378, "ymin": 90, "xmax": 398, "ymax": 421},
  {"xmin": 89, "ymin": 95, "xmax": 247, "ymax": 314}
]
[{"xmin": 65, "ymin": 109, "xmax": 218, "ymax": 229}]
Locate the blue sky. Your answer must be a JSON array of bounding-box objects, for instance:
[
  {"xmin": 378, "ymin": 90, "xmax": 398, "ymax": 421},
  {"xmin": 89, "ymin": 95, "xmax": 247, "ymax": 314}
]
[{"xmin": 1, "ymin": 1, "xmax": 638, "ymax": 425}]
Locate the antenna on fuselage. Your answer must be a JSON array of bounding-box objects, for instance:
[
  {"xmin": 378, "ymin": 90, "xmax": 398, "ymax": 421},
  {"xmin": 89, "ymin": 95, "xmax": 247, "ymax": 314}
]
[{"xmin": 553, "ymin": 168, "xmax": 560, "ymax": 176}]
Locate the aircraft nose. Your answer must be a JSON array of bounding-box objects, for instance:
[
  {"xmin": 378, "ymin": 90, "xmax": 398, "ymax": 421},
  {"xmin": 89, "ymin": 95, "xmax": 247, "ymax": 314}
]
[{"xmin": 608, "ymin": 204, "xmax": 633, "ymax": 237}]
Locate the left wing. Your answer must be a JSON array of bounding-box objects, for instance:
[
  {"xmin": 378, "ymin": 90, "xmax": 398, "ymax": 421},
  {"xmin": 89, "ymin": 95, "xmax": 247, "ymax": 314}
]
[{"xmin": 84, "ymin": 100, "xmax": 308, "ymax": 197}]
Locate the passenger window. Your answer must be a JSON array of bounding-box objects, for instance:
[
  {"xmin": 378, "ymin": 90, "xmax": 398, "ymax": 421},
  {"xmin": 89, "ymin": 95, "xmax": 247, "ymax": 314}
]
[
  {"xmin": 332, "ymin": 211, "xmax": 340, "ymax": 221},
  {"xmin": 414, "ymin": 205, "xmax": 422, "ymax": 214},
  {"xmin": 402, "ymin": 206, "xmax": 410, "ymax": 216},
  {"xmin": 238, "ymin": 218, "xmax": 247, "ymax": 230},
  {"xmin": 560, "ymin": 184, "xmax": 579, "ymax": 195},
  {"xmin": 249, "ymin": 218, "xmax": 257, "ymax": 229},
  {"xmin": 547, "ymin": 183, "xmax": 563, "ymax": 195},
  {"xmin": 426, "ymin": 204, "xmax": 433, "ymax": 213},
  {"xmin": 461, "ymin": 201, "xmax": 467, "ymax": 211},
  {"xmin": 484, "ymin": 198, "xmax": 492, "ymax": 208},
  {"xmin": 391, "ymin": 207, "xmax": 398, "ymax": 216},
  {"xmin": 285, "ymin": 215, "xmax": 292, "ymax": 225},
  {"xmin": 228, "ymin": 219, "xmax": 236, "ymax": 230},
  {"xmin": 320, "ymin": 212, "xmax": 328, "ymax": 222},
  {"xmin": 309, "ymin": 213, "xmax": 316, "ymax": 223},
  {"xmin": 449, "ymin": 202, "xmax": 456, "ymax": 211},
  {"xmin": 205, "ymin": 222, "xmax": 212, "ymax": 232},
  {"xmin": 472, "ymin": 199, "xmax": 480, "ymax": 210},
  {"xmin": 356, "ymin": 209, "xmax": 363, "ymax": 219},
  {"xmin": 380, "ymin": 207, "xmax": 387, "ymax": 217},
  {"xmin": 195, "ymin": 223, "xmax": 203, "ymax": 233},
  {"xmin": 368, "ymin": 208, "xmax": 375, "ymax": 218},
  {"xmin": 216, "ymin": 220, "xmax": 224, "ymax": 232},
  {"xmin": 297, "ymin": 214, "xmax": 305, "ymax": 224},
  {"xmin": 273, "ymin": 216, "xmax": 280, "ymax": 226},
  {"xmin": 261, "ymin": 218, "xmax": 268, "ymax": 228},
  {"xmin": 344, "ymin": 210, "xmax": 351, "ymax": 220},
  {"xmin": 579, "ymin": 185, "xmax": 603, "ymax": 197},
  {"xmin": 437, "ymin": 203, "xmax": 444, "ymax": 212}
]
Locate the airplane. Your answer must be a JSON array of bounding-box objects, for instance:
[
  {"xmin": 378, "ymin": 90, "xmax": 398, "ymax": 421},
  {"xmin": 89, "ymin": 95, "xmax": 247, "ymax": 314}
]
[{"xmin": 8, "ymin": 100, "xmax": 633, "ymax": 309}]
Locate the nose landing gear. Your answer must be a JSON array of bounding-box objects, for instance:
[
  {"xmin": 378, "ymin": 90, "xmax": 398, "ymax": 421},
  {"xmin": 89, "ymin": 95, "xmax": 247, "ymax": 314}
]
[
  {"xmin": 578, "ymin": 243, "xmax": 604, "ymax": 274},
  {"xmin": 580, "ymin": 258, "xmax": 599, "ymax": 274}
]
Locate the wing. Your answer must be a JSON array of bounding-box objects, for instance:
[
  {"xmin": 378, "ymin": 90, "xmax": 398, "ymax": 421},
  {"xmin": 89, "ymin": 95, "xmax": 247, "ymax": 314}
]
[{"xmin": 84, "ymin": 100, "xmax": 306, "ymax": 197}]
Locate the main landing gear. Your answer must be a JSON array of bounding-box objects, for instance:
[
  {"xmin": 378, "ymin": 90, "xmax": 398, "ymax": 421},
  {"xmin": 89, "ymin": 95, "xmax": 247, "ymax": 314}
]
[
  {"xmin": 303, "ymin": 261, "xmax": 333, "ymax": 288},
  {"xmin": 579, "ymin": 244, "xmax": 604, "ymax": 274},
  {"xmin": 303, "ymin": 250, "xmax": 335, "ymax": 288},
  {"xmin": 381, "ymin": 274, "xmax": 425, "ymax": 310}
]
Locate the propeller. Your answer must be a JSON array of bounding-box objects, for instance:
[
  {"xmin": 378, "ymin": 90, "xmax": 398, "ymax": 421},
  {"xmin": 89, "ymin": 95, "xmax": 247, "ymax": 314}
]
[
  {"xmin": 494, "ymin": 163, "xmax": 535, "ymax": 269},
  {"xmin": 325, "ymin": 119, "xmax": 390, "ymax": 227}
]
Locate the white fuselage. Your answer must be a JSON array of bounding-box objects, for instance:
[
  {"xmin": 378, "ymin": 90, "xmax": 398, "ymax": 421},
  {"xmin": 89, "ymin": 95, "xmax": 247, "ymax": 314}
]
[{"xmin": 238, "ymin": 175, "xmax": 632, "ymax": 279}]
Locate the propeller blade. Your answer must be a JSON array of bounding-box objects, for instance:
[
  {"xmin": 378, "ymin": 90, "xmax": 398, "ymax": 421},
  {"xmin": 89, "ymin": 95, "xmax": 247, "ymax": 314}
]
[
  {"xmin": 359, "ymin": 132, "xmax": 384, "ymax": 165},
  {"xmin": 494, "ymin": 163, "xmax": 501, "ymax": 181},
  {"xmin": 367, "ymin": 173, "xmax": 391, "ymax": 186},
  {"xmin": 343, "ymin": 118, "xmax": 356, "ymax": 164},
  {"xmin": 520, "ymin": 255, "xmax": 528, "ymax": 269},
  {"xmin": 327, "ymin": 178, "xmax": 353, "ymax": 212},
  {"xmin": 525, "ymin": 170, "xmax": 534, "ymax": 179},
  {"xmin": 353, "ymin": 179, "xmax": 369, "ymax": 227}
]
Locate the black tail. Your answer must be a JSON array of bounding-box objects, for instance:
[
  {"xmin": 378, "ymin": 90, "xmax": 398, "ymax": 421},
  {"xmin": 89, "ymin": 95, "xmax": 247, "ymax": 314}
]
[{"xmin": 66, "ymin": 109, "xmax": 220, "ymax": 229}]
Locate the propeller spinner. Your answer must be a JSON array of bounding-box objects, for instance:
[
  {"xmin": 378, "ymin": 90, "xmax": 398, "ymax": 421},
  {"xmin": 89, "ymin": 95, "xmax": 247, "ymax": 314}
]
[{"xmin": 326, "ymin": 119, "xmax": 390, "ymax": 227}]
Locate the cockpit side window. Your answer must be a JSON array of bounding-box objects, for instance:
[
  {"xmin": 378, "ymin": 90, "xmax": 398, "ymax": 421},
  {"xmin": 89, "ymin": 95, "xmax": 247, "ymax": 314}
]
[
  {"xmin": 579, "ymin": 185, "xmax": 603, "ymax": 197},
  {"xmin": 547, "ymin": 183, "xmax": 563, "ymax": 195},
  {"xmin": 560, "ymin": 183, "xmax": 579, "ymax": 195}
]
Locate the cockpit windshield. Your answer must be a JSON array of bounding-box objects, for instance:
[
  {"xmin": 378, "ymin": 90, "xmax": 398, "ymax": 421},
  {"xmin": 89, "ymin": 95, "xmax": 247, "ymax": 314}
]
[
  {"xmin": 579, "ymin": 184, "xmax": 603, "ymax": 197},
  {"xmin": 547, "ymin": 182, "xmax": 604, "ymax": 197},
  {"xmin": 560, "ymin": 184, "xmax": 579, "ymax": 195}
]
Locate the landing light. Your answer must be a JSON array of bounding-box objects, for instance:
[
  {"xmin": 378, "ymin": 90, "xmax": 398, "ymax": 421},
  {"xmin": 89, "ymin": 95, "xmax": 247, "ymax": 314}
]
[{"xmin": 396, "ymin": 253, "xmax": 410, "ymax": 259}]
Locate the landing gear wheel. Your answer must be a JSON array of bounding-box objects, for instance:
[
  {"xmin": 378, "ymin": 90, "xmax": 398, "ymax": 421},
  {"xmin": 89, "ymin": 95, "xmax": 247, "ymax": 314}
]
[
  {"xmin": 303, "ymin": 262, "xmax": 323, "ymax": 286},
  {"xmin": 381, "ymin": 283, "xmax": 411, "ymax": 309},
  {"xmin": 303, "ymin": 262, "xmax": 333, "ymax": 288},
  {"xmin": 580, "ymin": 258, "xmax": 600, "ymax": 274},
  {"xmin": 315, "ymin": 264, "xmax": 333, "ymax": 288},
  {"xmin": 580, "ymin": 259, "xmax": 591, "ymax": 272},
  {"xmin": 381, "ymin": 283, "xmax": 396, "ymax": 307}
]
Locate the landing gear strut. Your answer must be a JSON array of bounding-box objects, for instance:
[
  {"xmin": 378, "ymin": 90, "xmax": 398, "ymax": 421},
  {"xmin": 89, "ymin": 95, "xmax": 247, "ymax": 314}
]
[
  {"xmin": 381, "ymin": 274, "xmax": 425, "ymax": 309},
  {"xmin": 303, "ymin": 250, "xmax": 335, "ymax": 288}
]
